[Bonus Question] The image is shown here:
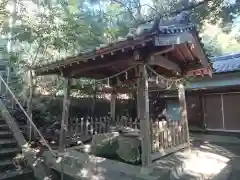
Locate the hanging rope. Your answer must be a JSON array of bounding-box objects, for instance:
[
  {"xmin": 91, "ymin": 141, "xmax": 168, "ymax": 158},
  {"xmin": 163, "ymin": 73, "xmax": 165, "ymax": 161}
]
[
  {"xmin": 96, "ymin": 64, "xmax": 140, "ymax": 82},
  {"xmin": 77, "ymin": 63, "xmax": 183, "ymax": 91},
  {"xmin": 146, "ymin": 64, "xmax": 183, "ymax": 89},
  {"xmin": 78, "ymin": 64, "xmax": 140, "ymax": 91}
]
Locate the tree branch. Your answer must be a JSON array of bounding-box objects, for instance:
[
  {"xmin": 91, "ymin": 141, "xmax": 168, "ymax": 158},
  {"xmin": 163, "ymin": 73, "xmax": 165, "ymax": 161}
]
[
  {"xmin": 141, "ymin": 0, "xmax": 212, "ymax": 24},
  {"xmin": 110, "ymin": 0, "xmax": 138, "ymax": 23}
]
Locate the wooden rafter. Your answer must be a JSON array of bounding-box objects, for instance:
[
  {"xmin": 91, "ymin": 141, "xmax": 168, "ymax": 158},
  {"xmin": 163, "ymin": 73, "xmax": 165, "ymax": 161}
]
[
  {"xmin": 176, "ymin": 47, "xmax": 185, "ymax": 62},
  {"xmin": 148, "ymin": 53, "xmax": 182, "ymax": 74},
  {"xmin": 184, "ymin": 44, "xmax": 194, "ymax": 61}
]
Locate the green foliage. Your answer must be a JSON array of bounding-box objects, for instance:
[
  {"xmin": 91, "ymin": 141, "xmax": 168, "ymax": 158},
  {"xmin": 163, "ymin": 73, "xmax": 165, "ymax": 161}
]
[
  {"xmin": 201, "ymin": 22, "xmax": 240, "ymax": 56},
  {"xmin": 0, "ymin": 0, "xmax": 240, "ymax": 97}
]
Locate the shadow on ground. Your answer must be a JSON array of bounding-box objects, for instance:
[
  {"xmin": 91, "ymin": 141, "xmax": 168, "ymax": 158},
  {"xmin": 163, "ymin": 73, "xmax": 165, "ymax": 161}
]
[{"xmin": 151, "ymin": 133, "xmax": 240, "ymax": 180}]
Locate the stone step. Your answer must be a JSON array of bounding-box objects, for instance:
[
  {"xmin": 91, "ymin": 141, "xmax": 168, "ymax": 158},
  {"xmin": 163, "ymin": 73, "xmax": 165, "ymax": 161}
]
[
  {"xmin": 0, "ymin": 168, "xmax": 33, "ymax": 180},
  {"xmin": 0, "ymin": 160, "xmax": 15, "ymax": 172},
  {"xmin": 0, "ymin": 124, "xmax": 9, "ymax": 131},
  {"xmin": 0, "ymin": 148, "xmax": 19, "ymax": 160},
  {"xmin": 0, "ymin": 139, "xmax": 17, "ymax": 148},
  {"xmin": 0, "ymin": 120, "xmax": 6, "ymax": 125},
  {"xmin": 0, "ymin": 131, "xmax": 12, "ymax": 139}
]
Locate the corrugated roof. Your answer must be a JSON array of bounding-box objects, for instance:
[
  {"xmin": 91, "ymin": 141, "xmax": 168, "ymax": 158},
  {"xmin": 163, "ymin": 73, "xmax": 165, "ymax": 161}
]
[{"xmin": 212, "ymin": 53, "xmax": 240, "ymax": 73}]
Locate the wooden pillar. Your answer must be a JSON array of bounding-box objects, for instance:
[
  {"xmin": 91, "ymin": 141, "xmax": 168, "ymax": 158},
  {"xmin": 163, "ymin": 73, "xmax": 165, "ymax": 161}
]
[
  {"xmin": 137, "ymin": 64, "xmax": 151, "ymax": 166},
  {"xmin": 58, "ymin": 78, "xmax": 71, "ymax": 153},
  {"xmin": 27, "ymin": 69, "xmax": 33, "ymax": 141},
  {"xmin": 110, "ymin": 89, "xmax": 117, "ymax": 120},
  {"xmin": 178, "ymin": 83, "xmax": 190, "ymax": 150},
  {"xmin": 91, "ymin": 85, "xmax": 97, "ymax": 122},
  {"xmin": 199, "ymin": 91, "xmax": 206, "ymax": 130},
  {"xmin": 136, "ymin": 83, "xmax": 141, "ymax": 119}
]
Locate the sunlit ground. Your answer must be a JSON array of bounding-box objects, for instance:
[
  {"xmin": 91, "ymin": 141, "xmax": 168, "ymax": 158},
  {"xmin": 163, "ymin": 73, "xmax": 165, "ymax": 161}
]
[
  {"xmin": 46, "ymin": 133, "xmax": 240, "ymax": 180},
  {"xmin": 182, "ymin": 149, "xmax": 230, "ymax": 179},
  {"xmin": 153, "ymin": 134, "xmax": 240, "ymax": 180}
]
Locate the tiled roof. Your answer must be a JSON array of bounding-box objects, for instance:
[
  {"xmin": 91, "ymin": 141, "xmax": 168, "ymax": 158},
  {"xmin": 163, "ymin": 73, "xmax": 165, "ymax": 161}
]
[{"xmin": 212, "ymin": 53, "xmax": 240, "ymax": 73}]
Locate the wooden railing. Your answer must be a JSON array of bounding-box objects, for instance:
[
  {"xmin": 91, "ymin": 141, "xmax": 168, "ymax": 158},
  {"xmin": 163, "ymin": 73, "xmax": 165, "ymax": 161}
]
[
  {"xmin": 69, "ymin": 115, "xmax": 140, "ymax": 136},
  {"xmin": 114, "ymin": 116, "xmax": 140, "ymax": 129},
  {"xmin": 0, "ymin": 76, "xmax": 57, "ymax": 156},
  {"xmin": 151, "ymin": 119, "xmax": 188, "ymax": 159},
  {"xmin": 70, "ymin": 116, "xmax": 111, "ymax": 135}
]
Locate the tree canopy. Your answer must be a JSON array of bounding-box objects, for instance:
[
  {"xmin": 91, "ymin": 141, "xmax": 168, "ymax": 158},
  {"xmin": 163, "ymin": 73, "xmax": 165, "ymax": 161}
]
[{"xmin": 0, "ymin": 0, "xmax": 240, "ymax": 96}]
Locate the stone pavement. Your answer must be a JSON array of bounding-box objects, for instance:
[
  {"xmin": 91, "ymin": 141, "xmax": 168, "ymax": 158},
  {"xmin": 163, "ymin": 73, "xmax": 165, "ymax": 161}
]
[
  {"xmin": 150, "ymin": 133, "xmax": 240, "ymax": 180},
  {"xmin": 44, "ymin": 133, "xmax": 240, "ymax": 180}
]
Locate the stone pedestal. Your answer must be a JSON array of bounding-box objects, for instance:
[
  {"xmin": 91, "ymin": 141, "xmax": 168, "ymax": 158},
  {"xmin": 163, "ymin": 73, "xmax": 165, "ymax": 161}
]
[
  {"xmin": 117, "ymin": 131, "xmax": 141, "ymax": 164},
  {"xmin": 91, "ymin": 132, "xmax": 119, "ymax": 158}
]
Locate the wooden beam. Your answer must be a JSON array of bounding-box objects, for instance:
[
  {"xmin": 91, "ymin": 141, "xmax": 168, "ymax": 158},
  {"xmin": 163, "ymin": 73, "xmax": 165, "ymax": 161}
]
[
  {"xmin": 137, "ymin": 64, "xmax": 151, "ymax": 166},
  {"xmin": 184, "ymin": 44, "xmax": 194, "ymax": 61},
  {"xmin": 69, "ymin": 63, "xmax": 113, "ymax": 77},
  {"xmin": 69, "ymin": 58, "xmax": 136, "ymax": 77},
  {"xmin": 176, "ymin": 47, "xmax": 185, "ymax": 62},
  {"xmin": 191, "ymin": 36, "xmax": 212, "ymax": 74},
  {"xmin": 71, "ymin": 71, "xmax": 107, "ymax": 79},
  {"xmin": 148, "ymin": 54, "xmax": 181, "ymax": 74},
  {"xmin": 178, "ymin": 83, "xmax": 190, "ymax": 150}
]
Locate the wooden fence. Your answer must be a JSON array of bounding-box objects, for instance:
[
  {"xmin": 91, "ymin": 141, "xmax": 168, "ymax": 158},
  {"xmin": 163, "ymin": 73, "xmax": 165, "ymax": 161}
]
[
  {"xmin": 151, "ymin": 119, "xmax": 188, "ymax": 160},
  {"xmin": 69, "ymin": 116, "xmax": 188, "ymax": 160},
  {"xmin": 70, "ymin": 116, "xmax": 140, "ymax": 136}
]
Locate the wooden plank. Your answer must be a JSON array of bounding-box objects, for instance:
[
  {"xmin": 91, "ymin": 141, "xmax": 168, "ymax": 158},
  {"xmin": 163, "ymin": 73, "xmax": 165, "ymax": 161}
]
[
  {"xmin": 124, "ymin": 116, "xmax": 128, "ymax": 127},
  {"xmin": 95, "ymin": 117, "xmax": 99, "ymax": 134},
  {"xmin": 70, "ymin": 58, "xmax": 139, "ymax": 77},
  {"xmin": 80, "ymin": 118, "xmax": 84, "ymax": 134},
  {"xmin": 59, "ymin": 78, "xmax": 71, "ymax": 152},
  {"xmin": 148, "ymin": 54, "xmax": 181, "ymax": 74},
  {"xmin": 85, "ymin": 116, "xmax": 90, "ymax": 135},
  {"xmin": 191, "ymin": 38, "xmax": 210, "ymax": 69},
  {"xmin": 90, "ymin": 117, "xmax": 94, "ymax": 134},
  {"xmin": 134, "ymin": 118, "xmax": 138, "ymax": 129},
  {"xmin": 110, "ymin": 91, "xmax": 117, "ymax": 120},
  {"xmin": 75, "ymin": 118, "xmax": 79, "ymax": 134},
  {"xmin": 104, "ymin": 117, "xmax": 108, "ymax": 133},
  {"xmin": 137, "ymin": 64, "xmax": 151, "ymax": 166},
  {"xmin": 178, "ymin": 83, "xmax": 190, "ymax": 150}
]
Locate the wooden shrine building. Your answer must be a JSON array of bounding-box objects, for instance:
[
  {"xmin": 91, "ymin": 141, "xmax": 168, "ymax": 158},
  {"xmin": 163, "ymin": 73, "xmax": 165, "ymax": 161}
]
[{"xmin": 34, "ymin": 11, "xmax": 212, "ymax": 166}]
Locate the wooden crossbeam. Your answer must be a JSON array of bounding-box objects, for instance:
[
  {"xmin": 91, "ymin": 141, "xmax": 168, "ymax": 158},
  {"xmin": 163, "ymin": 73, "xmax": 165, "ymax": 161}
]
[
  {"xmin": 69, "ymin": 58, "xmax": 138, "ymax": 77},
  {"xmin": 148, "ymin": 54, "xmax": 181, "ymax": 74}
]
